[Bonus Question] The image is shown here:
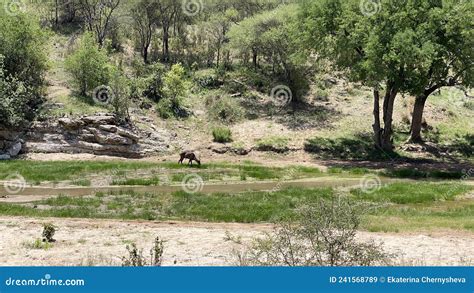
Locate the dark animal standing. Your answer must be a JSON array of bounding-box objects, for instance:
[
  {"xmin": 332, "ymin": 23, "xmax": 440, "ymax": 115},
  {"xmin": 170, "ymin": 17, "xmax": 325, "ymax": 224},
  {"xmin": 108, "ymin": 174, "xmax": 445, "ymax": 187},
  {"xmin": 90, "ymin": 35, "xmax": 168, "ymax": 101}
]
[{"xmin": 179, "ymin": 150, "xmax": 201, "ymax": 166}]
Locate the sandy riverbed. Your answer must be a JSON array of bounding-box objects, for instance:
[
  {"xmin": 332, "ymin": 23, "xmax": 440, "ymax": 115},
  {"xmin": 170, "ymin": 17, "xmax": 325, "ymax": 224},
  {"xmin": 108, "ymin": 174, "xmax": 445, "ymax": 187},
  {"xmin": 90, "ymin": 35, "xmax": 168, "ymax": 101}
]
[{"xmin": 0, "ymin": 216, "xmax": 473, "ymax": 266}]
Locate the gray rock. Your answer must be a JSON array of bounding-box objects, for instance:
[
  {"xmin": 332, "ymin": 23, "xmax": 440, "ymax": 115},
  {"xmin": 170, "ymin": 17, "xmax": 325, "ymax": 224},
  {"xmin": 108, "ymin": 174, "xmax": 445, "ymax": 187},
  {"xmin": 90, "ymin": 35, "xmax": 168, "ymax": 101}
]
[
  {"xmin": 82, "ymin": 115, "xmax": 116, "ymax": 125},
  {"xmin": 209, "ymin": 143, "xmax": 231, "ymax": 154},
  {"xmin": 98, "ymin": 125, "xmax": 118, "ymax": 133},
  {"xmin": 0, "ymin": 154, "xmax": 11, "ymax": 160},
  {"xmin": 7, "ymin": 142, "xmax": 22, "ymax": 157},
  {"xmin": 22, "ymin": 114, "xmax": 172, "ymax": 158},
  {"xmin": 58, "ymin": 118, "xmax": 84, "ymax": 130}
]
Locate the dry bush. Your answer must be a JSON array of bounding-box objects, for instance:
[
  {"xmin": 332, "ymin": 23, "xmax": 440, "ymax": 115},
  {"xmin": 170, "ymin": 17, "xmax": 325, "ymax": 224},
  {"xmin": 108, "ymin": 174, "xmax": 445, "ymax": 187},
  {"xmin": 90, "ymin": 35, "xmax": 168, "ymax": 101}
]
[
  {"xmin": 42, "ymin": 223, "xmax": 57, "ymax": 243},
  {"xmin": 122, "ymin": 236, "xmax": 164, "ymax": 267},
  {"xmin": 236, "ymin": 197, "xmax": 391, "ymax": 266}
]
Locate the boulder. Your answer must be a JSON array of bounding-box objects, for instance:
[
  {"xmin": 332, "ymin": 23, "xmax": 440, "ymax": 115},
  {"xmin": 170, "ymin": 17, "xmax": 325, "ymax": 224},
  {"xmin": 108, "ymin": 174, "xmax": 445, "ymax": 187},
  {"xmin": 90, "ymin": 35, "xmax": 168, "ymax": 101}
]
[
  {"xmin": 87, "ymin": 128, "xmax": 134, "ymax": 145},
  {"xmin": 58, "ymin": 118, "xmax": 84, "ymax": 130},
  {"xmin": 7, "ymin": 142, "xmax": 22, "ymax": 157},
  {"xmin": 82, "ymin": 115, "xmax": 116, "ymax": 125}
]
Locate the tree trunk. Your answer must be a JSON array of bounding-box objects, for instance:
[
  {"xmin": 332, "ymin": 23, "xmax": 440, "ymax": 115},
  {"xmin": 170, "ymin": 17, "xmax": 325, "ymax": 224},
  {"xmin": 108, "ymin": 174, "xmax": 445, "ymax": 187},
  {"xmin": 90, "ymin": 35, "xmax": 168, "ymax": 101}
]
[
  {"xmin": 143, "ymin": 46, "xmax": 149, "ymax": 64},
  {"xmin": 372, "ymin": 88, "xmax": 382, "ymax": 149},
  {"xmin": 55, "ymin": 0, "xmax": 59, "ymax": 25},
  {"xmin": 381, "ymin": 86, "xmax": 397, "ymax": 151},
  {"xmin": 409, "ymin": 94, "xmax": 428, "ymax": 143},
  {"xmin": 252, "ymin": 50, "xmax": 258, "ymax": 69},
  {"xmin": 162, "ymin": 26, "xmax": 169, "ymax": 62}
]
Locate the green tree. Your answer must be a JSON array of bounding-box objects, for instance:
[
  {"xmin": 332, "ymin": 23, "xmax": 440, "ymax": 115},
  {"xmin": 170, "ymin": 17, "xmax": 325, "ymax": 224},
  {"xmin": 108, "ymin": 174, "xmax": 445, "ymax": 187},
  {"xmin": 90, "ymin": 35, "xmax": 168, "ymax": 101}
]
[
  {"xmin": 156, "ymin": 63, "xmax": 188, "ymax": 118},
  {"xmin": 65, "ymin": 32, "xmax": 111, "ymax": 97},
  {"xmin": 132, "ymin": 0, "xmax": 157, "ymax": 64},
  {"xmin": 0, "ymin": 12, "xmax": 48, "ymax": 128},
  {"xmin": 228, "ymin": 4, "xmax": 308, "ymax": 101},
  {"xmin": 109, "ymin": 68, "xmax": 131, "ymax": 122},
  {"xmin": 301, "ymin": 0, "xmax": 473, "ymax": 150},
  {"xmin": 300, "ymin": 0, "xmax": 407, "ymax": 151},
  {"xmin": 77, "ymin": 0, "xmax": 121, "ymax": 47},
  {"xmin": 163, "ymin": 63, "xmax": 187, "ymax": 108},
  {"xmin": 403, "ymin": 0, "xmax": 474, "ymax": 142}
]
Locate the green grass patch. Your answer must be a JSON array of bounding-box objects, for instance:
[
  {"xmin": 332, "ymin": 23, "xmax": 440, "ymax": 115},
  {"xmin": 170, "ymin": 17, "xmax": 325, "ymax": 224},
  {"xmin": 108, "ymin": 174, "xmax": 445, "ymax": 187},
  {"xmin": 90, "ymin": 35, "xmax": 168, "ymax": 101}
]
[
  {"xmin": 71, "ymin": 178, "xmax": 92, "ymax": 186},
  {"xmin": 0, "ymin": 160, "xmax": 157, "ymax": 182},
  {"xmin": 112, "ymin": 177, "xmax": 161, "ymax": 186},
  {"xmin": 1, "ymin": 182, "xmax": 472, "ymax": 233},
  {"xmin": 212, "ymin": 126, "xmax": 233, "ymax": 143},
  {"xmin": 351, "ymin": 182, "xmax": 472, "ymax": 204},
  {"xmin": 255, "ymin": 136, "xmax": 289, "ymax": 153},
  {"xmin": 22, "ymin": 239, "xmax": 53, "ymax": 250},
  {"xmin": 0, "ymin": 187, "xmax": 333, "ymax": 222}
]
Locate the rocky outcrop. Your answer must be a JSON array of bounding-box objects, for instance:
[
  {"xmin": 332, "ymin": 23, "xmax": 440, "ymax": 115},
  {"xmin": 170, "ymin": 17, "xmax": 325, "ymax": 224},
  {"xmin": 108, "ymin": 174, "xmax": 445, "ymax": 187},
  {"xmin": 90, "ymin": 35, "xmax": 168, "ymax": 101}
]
[
  {"xmin": 21, "ymin": 114, "xmax": 173, "ymax": 158},
  {"xmin": 0, "ymin": 129, "xmax": 23, "ymax": 160}
]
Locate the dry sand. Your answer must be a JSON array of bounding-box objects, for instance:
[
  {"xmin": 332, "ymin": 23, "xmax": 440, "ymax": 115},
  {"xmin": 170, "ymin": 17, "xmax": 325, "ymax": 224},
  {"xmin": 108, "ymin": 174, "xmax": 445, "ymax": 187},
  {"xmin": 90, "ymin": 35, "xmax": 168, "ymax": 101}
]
[{"xmin": 0, "ymin": 216, "xmax": 472, "ymax": 266}]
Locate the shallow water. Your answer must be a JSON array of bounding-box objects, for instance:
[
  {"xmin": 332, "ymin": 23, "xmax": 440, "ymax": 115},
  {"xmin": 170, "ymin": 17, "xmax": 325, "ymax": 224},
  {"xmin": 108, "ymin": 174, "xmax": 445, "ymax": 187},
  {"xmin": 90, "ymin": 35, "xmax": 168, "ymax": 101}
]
[{"xmin": 1, "ymin": 177, "xmax": 404, "ymax": 203}]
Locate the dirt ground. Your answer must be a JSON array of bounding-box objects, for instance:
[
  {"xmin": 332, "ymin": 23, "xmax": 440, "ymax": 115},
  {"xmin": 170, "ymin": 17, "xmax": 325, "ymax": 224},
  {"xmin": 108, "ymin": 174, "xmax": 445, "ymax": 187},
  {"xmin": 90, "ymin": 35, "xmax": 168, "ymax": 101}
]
[{"xmin": 0, "ymin": 216, "xmax": 473, "ymax": 266}]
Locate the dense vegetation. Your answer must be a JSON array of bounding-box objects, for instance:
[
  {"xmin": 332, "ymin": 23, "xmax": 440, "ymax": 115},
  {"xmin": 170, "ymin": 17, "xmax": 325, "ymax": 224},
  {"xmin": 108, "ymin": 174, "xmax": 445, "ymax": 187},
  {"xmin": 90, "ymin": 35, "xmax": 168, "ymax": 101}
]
[{"xmin": 0, "ymin": 0, "xmax": 472, "ymax": 158}]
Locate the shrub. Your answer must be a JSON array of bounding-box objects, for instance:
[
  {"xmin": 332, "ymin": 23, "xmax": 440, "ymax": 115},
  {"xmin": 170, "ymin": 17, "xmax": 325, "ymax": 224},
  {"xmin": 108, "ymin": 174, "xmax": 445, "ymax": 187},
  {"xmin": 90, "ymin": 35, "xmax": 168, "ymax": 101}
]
[
  {"xmin": 0, "ymin": 59, "xmax": 34, "ymax": 128},
  {"xmin": 194, "ymin": 70, "xmax": 222, "ymax": 88},
  {"xmin": 156, "ymin": 64, "xmax": 189, "ymax": 118},
  {"xmin": 65, "ymin": 32, "xmax": 111, "ymax": 97},
  {"xmin": 150, "ymin": 236, "xmax": 164, "ymax": 266},
  {"xmin": 237, "ymin": 197, "xmax": 390, "ymax": 266},
  {"xmin": 132, "ymin": 62, "xmax": 167, "ymax": 102},
  {"xmin": 23, "ymin": 239, "xmax": 53, "ymax": 250},
  {"xmin": 122, "ymin": 236, "xmax": 164, "ymax": 267},
  {"xmin": 255, "ymin": 136, "xmax": 289, "ymax": 153},
  {"xmin": 207, "ymin": 96, "xmax": 243, "ymax": 124},
  {"xmin": 109, "ymin": 69, "xmax": 130, "ymax": 121},
  {"xmin": 42, "ymin": 223, "xmax": 57, "ymax": 243},
  {"xmin": 156, "ymin": 98, "xmax": 173, "ymax": 119},
  {"xmin": 121, "ymin": 243, "xmax": 146, "ymax": 267},
  {"xmin": 212, "ymin": 127, "xmax": 233, "ymax": 143},
  {"xmin": 0, "ymin": 13, "xmax": 47, "ymax": 128},
  {"xmin": 163, "ymin": 64, "xmax": 187, "ymax": 107}
]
